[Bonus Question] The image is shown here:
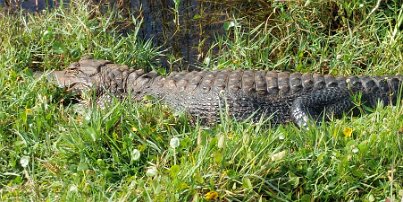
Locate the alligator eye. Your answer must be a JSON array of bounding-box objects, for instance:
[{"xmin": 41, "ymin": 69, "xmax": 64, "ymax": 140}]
[{"xmin": 66, "ymin": 69, "xmax": 80, "ymax": 76}]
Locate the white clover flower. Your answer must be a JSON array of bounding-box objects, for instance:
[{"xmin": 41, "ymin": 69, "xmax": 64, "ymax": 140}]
[
  {"xmin": 131, "ymin": 149, "xmax": 141, "ymax": 161},
  {"xmin": 20, "ymin": 156, "xmax": 30, "ymax": 168},
  {"xmin": 84, "ymin": 114, "xmax": 91, "ymax": 122},
  {"xmin": 69, "ymin": 185, "xmax": 78, "ymax": 193},
  {"xmin": 170, "ymin": 137, "xmax": 180, "ymax": 149},
  {"xmin": 352, "ymin": 148, "xmax": 359, "ymax": 154},
  {"xmin": 271, "ymin": 151, "xmax": 287, "ymax": 161},
  {"xmin": 146, "ymin": 166, "xmax": 158, "ymax": 177}
]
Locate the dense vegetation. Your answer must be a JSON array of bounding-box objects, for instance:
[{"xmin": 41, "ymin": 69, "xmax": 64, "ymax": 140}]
[{"xmin": 0, "ymin": 0, "xmax": 402, "ymax": 201}]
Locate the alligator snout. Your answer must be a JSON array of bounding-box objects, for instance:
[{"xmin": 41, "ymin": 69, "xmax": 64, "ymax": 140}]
[{"xmin": 35, "ymin": 69, "xmax": 97, "ymax": 93}]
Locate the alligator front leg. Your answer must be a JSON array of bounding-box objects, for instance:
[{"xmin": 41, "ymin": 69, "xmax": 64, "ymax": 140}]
[{"xmin": 291, "ymin": 87, "xmax": 355, "ymax": 128}]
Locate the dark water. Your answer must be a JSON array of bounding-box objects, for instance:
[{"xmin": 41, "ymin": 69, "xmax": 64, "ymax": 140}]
[
  {"xmin": 0, "ymin": 0, "xmax": 62, "ymax": 12},
  {"xmin": 1, "ymin": 0, "xmax": 227, "ymax": 70},
  {"xmin": 131, "ymin": 0, "xmax": 225, "ymax": 69}
]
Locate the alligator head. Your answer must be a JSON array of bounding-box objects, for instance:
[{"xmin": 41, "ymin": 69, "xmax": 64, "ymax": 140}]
[{"xmin": 37, "ymin": 59, "xmax": 111, "ymax": 94}]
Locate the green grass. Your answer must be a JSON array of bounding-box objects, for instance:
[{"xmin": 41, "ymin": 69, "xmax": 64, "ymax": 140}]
[{"xmin": 0, "ymin": 0, "xmax": 402, "ymax": 201}]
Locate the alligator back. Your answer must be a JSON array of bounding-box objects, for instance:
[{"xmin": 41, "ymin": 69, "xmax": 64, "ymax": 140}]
[{"xmin": 139, "ymin": 70, "xmax": 402, "ymax": 124}]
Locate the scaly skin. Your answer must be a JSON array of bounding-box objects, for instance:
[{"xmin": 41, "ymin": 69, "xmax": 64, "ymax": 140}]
[{"xmin": 44, "ymin": 58, "xmax": 403, "ymax": 127}]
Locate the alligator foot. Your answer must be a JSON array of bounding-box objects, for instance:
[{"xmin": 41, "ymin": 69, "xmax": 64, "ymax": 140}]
[{"xmin": 291, "ymin": 87, "xmax": 355, "ymax": 128}]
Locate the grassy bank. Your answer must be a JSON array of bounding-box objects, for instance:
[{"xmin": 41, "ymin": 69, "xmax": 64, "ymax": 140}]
[{"xmin": 0, "ymin": 1, "xmax": 402, "ymax": 201}]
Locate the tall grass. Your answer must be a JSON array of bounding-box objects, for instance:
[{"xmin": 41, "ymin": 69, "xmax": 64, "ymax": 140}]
[{"xmin": 205, "ymin": 0, "xmax": 403, "ymax": 75}]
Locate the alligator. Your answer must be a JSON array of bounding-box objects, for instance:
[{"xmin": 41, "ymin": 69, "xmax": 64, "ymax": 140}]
[{"xmin": 41, "ymin": 58, "xmax": 403, "ymax": 127}]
